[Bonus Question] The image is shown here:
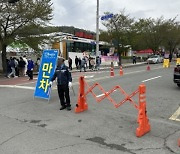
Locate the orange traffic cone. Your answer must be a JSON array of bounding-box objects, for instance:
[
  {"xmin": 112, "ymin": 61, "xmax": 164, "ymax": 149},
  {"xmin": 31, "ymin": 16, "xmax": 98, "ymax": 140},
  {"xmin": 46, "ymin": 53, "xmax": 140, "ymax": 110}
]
[
  {"xmin": 110, "ymin": 67, "xmax": 114, "ymax": 77},
  {"xmin": 147, "ymin": 65, "xmax": 151, "ymax": 71},
  {"xmin": 119, "ymin": 66, "xmax": 123, "ymax": 76},
  {"xmin": 75, "ymin": 76, "xmax": 88, "ymax": 113},
  {"xmin": 136, "ymin": 84, "xmax": 151, "ymax": 137}
]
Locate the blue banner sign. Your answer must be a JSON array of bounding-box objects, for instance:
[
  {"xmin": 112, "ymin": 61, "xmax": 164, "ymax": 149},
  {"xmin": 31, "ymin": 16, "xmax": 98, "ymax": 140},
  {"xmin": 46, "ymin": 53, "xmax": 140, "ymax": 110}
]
[
  {"xmin": 34, "ymin": 49, "xmax": 58, "ymax": 100},
  {"xmin": 101, "ymin": 13, "xmax": 114, "ymax": 21}
]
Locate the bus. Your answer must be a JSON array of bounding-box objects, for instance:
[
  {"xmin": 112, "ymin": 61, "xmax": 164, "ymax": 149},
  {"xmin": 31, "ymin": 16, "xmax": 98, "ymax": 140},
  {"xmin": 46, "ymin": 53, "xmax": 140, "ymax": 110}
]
[{"xmin": 51, "ymin": 33, "xmax": 110, "ymax": 67}]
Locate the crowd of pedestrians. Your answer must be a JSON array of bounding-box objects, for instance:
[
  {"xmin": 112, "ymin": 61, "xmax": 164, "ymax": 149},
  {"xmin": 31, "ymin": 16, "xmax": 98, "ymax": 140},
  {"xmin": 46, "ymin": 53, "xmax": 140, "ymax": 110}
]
[
  {"xmin": 6, "ymin": 54, "xmax": 101, "ymax": 79},
  {"xmin": 6, "ymin": 56, "xmax": 40, "ymax": 80},
  {"xmin": 72, "ymin": 56, "xmax": 101, "ymax": 72}
]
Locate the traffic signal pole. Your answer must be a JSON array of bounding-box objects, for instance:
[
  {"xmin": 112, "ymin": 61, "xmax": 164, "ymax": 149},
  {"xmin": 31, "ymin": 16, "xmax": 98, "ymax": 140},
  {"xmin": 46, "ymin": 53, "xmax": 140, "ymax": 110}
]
[{"xmin": 96, "ymin": 0, "xmax": 99, "ymax": 57}]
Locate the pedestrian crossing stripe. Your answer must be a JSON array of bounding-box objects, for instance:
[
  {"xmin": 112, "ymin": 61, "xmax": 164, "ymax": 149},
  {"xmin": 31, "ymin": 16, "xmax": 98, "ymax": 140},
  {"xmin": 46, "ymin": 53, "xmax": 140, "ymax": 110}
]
[{"xmin": 169, "ymin": 106, "xmax": 180, "ymax": 121}]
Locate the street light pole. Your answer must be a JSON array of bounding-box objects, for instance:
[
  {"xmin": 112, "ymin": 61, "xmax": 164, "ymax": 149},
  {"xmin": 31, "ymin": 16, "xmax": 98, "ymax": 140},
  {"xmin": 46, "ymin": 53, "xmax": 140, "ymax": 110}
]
[{"xmin": 96, "ymin": 0, "xmax": 99, "ymax": 57}]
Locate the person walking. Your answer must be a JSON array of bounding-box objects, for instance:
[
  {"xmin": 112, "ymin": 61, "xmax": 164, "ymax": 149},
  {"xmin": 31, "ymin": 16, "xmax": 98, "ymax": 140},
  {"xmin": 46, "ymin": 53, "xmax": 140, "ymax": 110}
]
[
  {"xmin": 78, "ymin": 57, "xmax": 81, "ymax": 70},
  {"xmin": 27, "ymin": 59, "xmax": 34, "ymax": 80},
  {"xmin": 80, "ymin": 57, "xmax": 86, "ymax": 72},
  {"xmin": 23, "ymin": 55, "xmax": 28, "ymax": 76},
  {"xmin": 75, "ymin": 56, "xmax": 79, "ymax": 69},
  {"xmin": 133, "ymin": 55, "xmax": 137, "ymax": 64},
  {"xmin": 68, "ymin": 57, "xmax": 72, "ymax": 70},
  {"xmin": 19, "ymin": 57, "xmax": 26, "ymax": 76},
  {"xmin": 6, "ymin": 59, "xmax": 11, "ymax": 77},
  {"xmin": 8, "ymin": 57, "xmax": 16, "ymax": 78},
  {"xmin": 95, "ymin": 56, "xmax": 101, "ymax": 70},
  {"xmin": 36, "ymin": 58, "xmax": 40, "ymax": 73},
  {"xmin": 89, "ymin": 56, "xmax": 92, "ymax": 69},
  {"xmin": 14, "ymin": 57, "xmax": 19, "ymax": 77},
  {"xmin": 169, "ymin": 54, "xmax": 172, "ymax": 62},
  {"xmin": 85, "ymin": 56, "xmax": 88, "ymax": 68},
  {"xmin": 49, "ymin": 57, "xmax": 72, "ymax": 111},
  {"xmin": 90, "ymin": 58, "xmax": 95, "ymax": 71}
]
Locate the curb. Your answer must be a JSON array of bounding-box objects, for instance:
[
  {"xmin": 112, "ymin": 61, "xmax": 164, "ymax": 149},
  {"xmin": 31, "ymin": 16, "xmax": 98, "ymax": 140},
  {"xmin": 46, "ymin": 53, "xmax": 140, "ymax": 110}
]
[
  {"xmin": 1, "ymin": 63, "xmax": 147, "ymax": 76},
  {"xmin": 69, "ymin": 62, "xmax": 147, "ymax": 73}
]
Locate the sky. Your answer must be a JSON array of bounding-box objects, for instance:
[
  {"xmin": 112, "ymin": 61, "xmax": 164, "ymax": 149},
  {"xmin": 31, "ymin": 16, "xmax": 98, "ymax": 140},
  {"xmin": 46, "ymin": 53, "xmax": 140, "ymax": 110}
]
[{"xmin": 51, "ymin": 0, "xmax": 180, "ymax": 32}]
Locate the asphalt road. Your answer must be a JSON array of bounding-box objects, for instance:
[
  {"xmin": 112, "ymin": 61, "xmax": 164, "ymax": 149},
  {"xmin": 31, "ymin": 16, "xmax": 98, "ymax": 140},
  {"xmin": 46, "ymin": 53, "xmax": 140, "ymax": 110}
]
[{"xmin": 0, "ymin": 63, "xmax": 180, "ymax": 154}]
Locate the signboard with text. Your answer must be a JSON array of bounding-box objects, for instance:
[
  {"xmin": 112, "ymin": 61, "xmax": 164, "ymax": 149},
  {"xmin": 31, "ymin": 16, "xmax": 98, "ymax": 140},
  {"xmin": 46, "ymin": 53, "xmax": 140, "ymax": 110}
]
[
  {"xmin": 34, "ymin": 49, "xmax": 58, "ymax": 100},
  {"xmin": 101, "ymin": 56, "xmax": 119, "ymax": 62},
  {"xmin": 101, "ymin": 13, "xmax": 114, "ymax": 20}
]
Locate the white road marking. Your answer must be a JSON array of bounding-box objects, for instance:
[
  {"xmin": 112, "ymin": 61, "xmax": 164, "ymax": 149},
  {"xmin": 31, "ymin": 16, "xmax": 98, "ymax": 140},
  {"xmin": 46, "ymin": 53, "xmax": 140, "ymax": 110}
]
[
  {"xmin": 72, "ymin": 67, "xmax": 163, "ymax": 86},
  {"xmin": 174, "ymin": 119, "xmax": 180, "ymax": 122},
  {"xmin": 96, "ymin": 90, "xmax": 117, "ymax": 98},
  {"xmin": 0, "ymin": 66, "xmax": 163, "ymax": 90},
  {"xmin": 17, "ymin": 81, "xmax": 36, "ymax": 86},
  {"xmin": 84, "ymin": 75, "xmax": 94, "ymax": 79},
  {"xmin": 125, "ymin": 70, "xmax": 146, "ymax": 75},
  {"xmin": 0, "ymin": 85, "xmax": 34, "ymax": 90},
  {"xmin": 97, "ymin": 93, "xmax": 105, "ymax": 98},
  {"xmin": 142, "ymin": 76, "xmax": 162, "ymax": 83},
  {"xmin": 169, "ymin": 107, "xmax": 180, "ymax": 121},
  {"xmin": 152, "ymin": 66, "xmax": 163, "ymax": 70}
]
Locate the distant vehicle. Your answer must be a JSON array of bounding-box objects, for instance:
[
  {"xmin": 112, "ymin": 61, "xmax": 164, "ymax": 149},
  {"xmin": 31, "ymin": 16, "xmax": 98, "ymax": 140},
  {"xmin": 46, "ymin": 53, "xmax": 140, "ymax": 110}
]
[
  {"xmin": 147, "ymin": 55, "xmax": 163, "ymax": 64},
  {"xmin": 174, "ymin": 65, "xmax": 180, "ymax": 87}
]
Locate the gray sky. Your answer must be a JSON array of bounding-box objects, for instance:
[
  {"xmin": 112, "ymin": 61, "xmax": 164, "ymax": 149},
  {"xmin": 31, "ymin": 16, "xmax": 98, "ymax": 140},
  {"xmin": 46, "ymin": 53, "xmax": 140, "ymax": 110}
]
[{"xmin": 51, "ymin": 0, "xmax": 180, "ymax": 32}]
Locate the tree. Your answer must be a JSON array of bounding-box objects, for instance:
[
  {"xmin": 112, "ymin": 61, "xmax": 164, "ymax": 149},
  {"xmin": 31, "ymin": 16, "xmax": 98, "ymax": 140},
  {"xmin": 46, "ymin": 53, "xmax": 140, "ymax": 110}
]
[
  {"xmin": 130, "ymin": 19, "xmax": 149, "ymax": 51},
  {"xmin": 102, "ymin": 10, "xmax": 134, "ymax": 65},
  {"xmin": 0, "ymin": 0, "xmax": 53, "ymax": 73},
  {"xmin": 99, "ymin": 30, "xmax": 112, "ymax": 43},
  {"xmin": 132, "ymin": 17, "xmax": 180, "ymax": 54},
  {"xmin": 162, "ymin": 18, "xmax": 180, "ymax": 54},
  {"xmin": 17, "ymin": 24, "xmax": 53, "ymax": 55},
  {"xmin": 133, "ymin": 17, "xmax": 166, "ymax": 53}
]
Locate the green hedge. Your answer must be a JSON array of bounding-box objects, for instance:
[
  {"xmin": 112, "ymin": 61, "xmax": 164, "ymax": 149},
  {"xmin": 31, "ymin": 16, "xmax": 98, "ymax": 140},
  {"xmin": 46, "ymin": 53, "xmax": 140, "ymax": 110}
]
[{"xmin": 121, "ymin": 56, "xmax": 132, "ymax": 59}]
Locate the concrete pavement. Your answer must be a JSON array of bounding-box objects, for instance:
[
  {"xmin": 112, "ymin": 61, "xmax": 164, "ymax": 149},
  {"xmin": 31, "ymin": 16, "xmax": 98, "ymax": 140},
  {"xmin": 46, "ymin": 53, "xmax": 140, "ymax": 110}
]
[{"xmin": 0, "ymin": 63, "xmax": 180, "ymax": 154}]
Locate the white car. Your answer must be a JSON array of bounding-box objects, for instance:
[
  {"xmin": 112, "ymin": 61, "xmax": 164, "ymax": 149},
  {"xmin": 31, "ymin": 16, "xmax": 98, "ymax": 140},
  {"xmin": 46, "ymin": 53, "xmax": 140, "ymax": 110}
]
[{"xmin": 147, "ymin": 55, "xmax": 163, "ymax": 64}]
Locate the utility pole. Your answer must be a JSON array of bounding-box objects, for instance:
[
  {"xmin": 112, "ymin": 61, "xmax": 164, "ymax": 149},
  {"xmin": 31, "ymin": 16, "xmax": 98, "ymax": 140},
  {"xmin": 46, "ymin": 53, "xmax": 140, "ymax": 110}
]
[{"xmin": 96, "ymin": 0, "xmax": 99, "ymax": 57}]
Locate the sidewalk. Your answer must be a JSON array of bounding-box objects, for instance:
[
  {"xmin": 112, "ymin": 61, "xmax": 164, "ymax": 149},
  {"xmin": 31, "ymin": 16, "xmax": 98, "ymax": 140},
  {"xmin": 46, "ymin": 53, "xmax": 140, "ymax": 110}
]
[
  {"xmin": 70, "ymin": 62, "xmax": 147, "ymax": 73},
  {"xmin": 0, "ymin": 62, "xmax": 147, "ymax": 77}
]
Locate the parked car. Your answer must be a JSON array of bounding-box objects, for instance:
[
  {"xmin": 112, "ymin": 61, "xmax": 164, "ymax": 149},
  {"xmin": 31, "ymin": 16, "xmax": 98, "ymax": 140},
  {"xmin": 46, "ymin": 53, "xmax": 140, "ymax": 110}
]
[
  {"xmin": 174, "ymin": 65, "xmax": 180, "ymax": 87},
  {"xmin": 147, "ymin": 55, "xmax": 163, "ymax": 64}
]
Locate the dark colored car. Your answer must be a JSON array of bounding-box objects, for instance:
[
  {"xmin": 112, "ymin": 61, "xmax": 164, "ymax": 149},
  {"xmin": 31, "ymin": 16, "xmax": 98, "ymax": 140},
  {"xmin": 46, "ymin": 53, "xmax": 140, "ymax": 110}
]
[{"xmin": 174, "ymin": 65, "xmax": 180, "ymax": 87}]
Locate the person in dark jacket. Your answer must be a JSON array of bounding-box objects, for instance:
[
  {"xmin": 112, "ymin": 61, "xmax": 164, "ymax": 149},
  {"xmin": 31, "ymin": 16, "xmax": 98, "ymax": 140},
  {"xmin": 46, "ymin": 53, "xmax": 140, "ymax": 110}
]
[
  {"xmin": 78, "ymin": 57, "xmax": 81, "ymax": 70},
  {"xmin": 8, "ymin": 57, "xmax": 16, "ymax": 78},
  {"xmin": 169, "ymin": 54, "xmax": 172, "ymax": 62},
  {"xmin": 27, "ymin": 59, "xmax": 34, "ymax": 80},
  {"xmin": 133, "ymin": 55, "xmax": 137, "ymax": 64},
  {"xmin": 36, "ymin": 57, "xmax": 41, "ymax": 73},
  {"xmin": 75, "ymin": 56, "xmax": 79, "ymax": 69},
  {"xmin": 95, "ymin": 56, "xmax": 101, "ymax": 70},
  {"xmin": 19, "ymin": 57, "xmax": 26, "ymax": 76},
  {"xmin": 68, "ymin": 57, "xmax": 72, "ymax": 70},
  {"xmin": 6, "ymin": 59, "xmax": 11, "ymax": 77},
  {"xmin": 49, "ymin": 57, "xmax": 72, "ymax": 111},
  {"xmin": 14, "ymin": 57, "xmax": 19, "ymax": 77}
]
